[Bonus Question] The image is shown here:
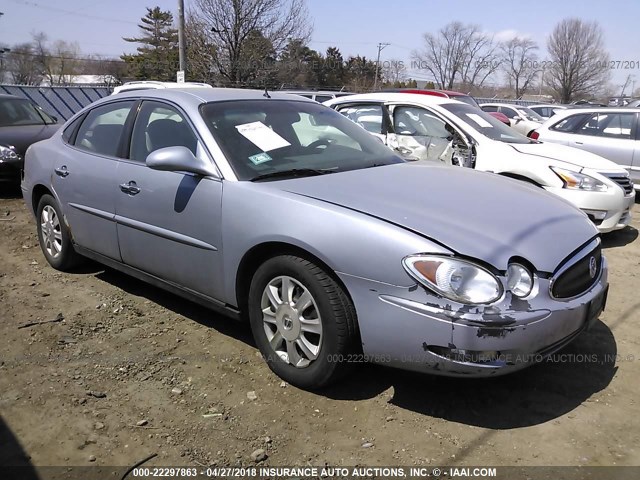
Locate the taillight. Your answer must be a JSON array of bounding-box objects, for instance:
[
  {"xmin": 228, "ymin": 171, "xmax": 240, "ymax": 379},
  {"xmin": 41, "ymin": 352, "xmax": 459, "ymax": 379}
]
[{"xmin": 529, "ymin": 131, "xmax": 540, "ymax": 140}]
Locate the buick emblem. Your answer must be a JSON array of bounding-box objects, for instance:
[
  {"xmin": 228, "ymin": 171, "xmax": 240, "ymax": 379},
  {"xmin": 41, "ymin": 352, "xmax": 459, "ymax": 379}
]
[{"xmin": 589, "ymin": 256, "xmax": 597, "ymax": 279}]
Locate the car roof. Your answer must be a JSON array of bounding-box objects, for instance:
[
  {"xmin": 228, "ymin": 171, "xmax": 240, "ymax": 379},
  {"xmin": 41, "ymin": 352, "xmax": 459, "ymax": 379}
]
[
  {"xmin": 480, "ymin": 102, "xmax": 533, "ymax": 108},
  {"xmin": 91, "ymin": 87, "xmax": 317, "ymax": 112},
  {"xmin": 325, "ymin": 92, "xmax": 460, "ymax": 107},
  {"xmin": 112, "ymin": 81, "xmax": 212, "ymax": 92}
]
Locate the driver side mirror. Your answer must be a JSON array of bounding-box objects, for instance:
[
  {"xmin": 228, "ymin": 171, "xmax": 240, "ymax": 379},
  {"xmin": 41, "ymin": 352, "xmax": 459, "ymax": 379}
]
[
  {"xmin": 513, "ymin": 117, "xmax": 522, "ymax": 124},
  {"xmin": 146, "ymin": 146, "xmax": 218, "ymax": 177}
]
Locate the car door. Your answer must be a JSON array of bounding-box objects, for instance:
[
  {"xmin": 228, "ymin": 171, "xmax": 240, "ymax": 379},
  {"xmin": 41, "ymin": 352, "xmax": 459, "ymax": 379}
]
[
  {"xmin": 387, "ymin": 104, "xmax": 454, "ymax": 163},
  {"xmin": 568, "ymin": 112, "xmax": 636, "ymax": 168},
  {"xmin": 114, "ymin": 100, "xmax": 225, "ymax": 300},
  {"xmin": 52, "ymin": 100, "xmax": 136, "ymax": 260},
  {"xmin": 498, "ymin": 106, "xmax": 526, "ymax": 134}
]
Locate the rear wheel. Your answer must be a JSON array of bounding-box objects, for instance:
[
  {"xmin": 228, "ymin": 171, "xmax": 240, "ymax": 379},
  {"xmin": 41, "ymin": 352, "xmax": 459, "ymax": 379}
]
[
  {"xmin": 36, "ymin": 194, "xmax": 82, "ymax": 271},
  {"xmin": 248, "ymin": 255, "xmax": 358, "ymax": 389}
]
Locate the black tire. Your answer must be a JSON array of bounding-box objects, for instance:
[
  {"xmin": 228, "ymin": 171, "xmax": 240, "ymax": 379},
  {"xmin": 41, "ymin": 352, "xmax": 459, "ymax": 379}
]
[
  {"xmin": 36, "ymin": 194, "xmax": 82, "ymax": 271},
  {"xmin": 248, "ymin": 255, "xmax": 358, "ymax": 389}
]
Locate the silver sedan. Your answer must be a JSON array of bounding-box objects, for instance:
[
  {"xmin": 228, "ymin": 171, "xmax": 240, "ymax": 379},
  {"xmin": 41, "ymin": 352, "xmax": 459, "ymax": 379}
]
[
  {"xmin": 22, "ymin": 88, "xmax": 608, "ymax": 388},
  {"xmin": 534, "ymin": 108, "xmax": 640, "ymax": 189}
]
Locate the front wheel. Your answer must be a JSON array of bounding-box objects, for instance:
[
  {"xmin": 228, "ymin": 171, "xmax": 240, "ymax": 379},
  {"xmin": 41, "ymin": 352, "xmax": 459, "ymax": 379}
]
[{"xmin": 248, "ymin": 255, "xmax": 358, "ymax": 389}]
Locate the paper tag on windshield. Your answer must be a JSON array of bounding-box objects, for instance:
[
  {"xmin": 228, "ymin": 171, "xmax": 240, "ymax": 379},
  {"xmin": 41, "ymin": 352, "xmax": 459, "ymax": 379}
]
[
  {"xmin": 466, "ymin": 113, "xmax": 493, "ymax": 128},
  {"xmin": 235, "ymin": 121, "xmax": 291, "ymax": 151}
]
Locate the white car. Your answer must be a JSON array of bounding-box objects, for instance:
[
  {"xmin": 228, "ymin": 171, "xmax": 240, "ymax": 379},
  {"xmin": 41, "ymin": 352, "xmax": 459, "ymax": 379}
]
[
  {"xmin": 325, "ymin": 93, "xmax": 635, "ymax": 233},
  {"xmin": 529, "ymin": 104, "xmax": 569, "ymax": 120},
  {"xmin": 480, "ymin": 102, "xmax": 544, "ymax": 137},
  {"xmin": 531, "ymin": 108, "xmax": 640, "ymax": 189},
  {"xmin": 111, "ymin": 81, "xmax": 213, "ymax": 95}
]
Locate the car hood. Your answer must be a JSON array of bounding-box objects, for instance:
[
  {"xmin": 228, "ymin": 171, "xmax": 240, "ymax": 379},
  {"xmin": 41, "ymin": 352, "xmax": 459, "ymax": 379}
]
[
  {"xmin": 0, "ymin": 124, "xmax": 61, "ymax": 156},
  {"xmin": 276, "ymin": 163, "xmax": 598, "ymax": 273},
  {"xmin": 507, "ymin": 142, "xmax": 621, "ymax": 171}
]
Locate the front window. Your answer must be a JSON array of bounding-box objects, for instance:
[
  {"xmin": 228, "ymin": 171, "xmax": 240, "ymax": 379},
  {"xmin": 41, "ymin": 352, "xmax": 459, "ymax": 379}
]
[
  {"xmin": 200, "ymin": 100, "xmax": 402, "ymax": 181},
  {"xmin": 129, "ymin": 101, "xmax": 198, "ymax": 162},
  {"xmin": 442, "ymin": 103, "xmax": 532, "ymax": 144},
  {"xmin": 0, "ymin": 97, "xmax": 56, "ymax": 127}
]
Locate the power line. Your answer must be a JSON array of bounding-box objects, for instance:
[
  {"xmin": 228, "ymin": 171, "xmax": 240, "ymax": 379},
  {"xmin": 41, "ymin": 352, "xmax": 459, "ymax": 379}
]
[{"xmin": 7, "ymin": 0, "xmax": 138, "ymax": 25}]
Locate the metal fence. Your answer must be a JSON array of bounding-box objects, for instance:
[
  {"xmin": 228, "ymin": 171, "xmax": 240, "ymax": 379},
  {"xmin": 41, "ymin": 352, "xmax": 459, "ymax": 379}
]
[
  {"xmin": 0, "ymin": 85, "xmax": 111, "ymax": 121},
  {"xmin": 475, "ymin": 97, "xmax": 543, "ymax": 106},
  {"xmin": 0, "ymin": 84, "xmax": 546, "ymax": 120}
]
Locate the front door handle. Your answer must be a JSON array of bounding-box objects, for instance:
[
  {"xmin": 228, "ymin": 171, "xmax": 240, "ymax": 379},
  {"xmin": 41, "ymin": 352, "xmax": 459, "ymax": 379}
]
[
  {"xmin": 574, "ymin": 141, "xmax": 584, "ymax": 145},
  {"xmin": 119, "ymin": 181, "xmax": 140, "ymax": 195},
  {"xmin": 54, "ymin": 166, "xmax": 69, "ymax": 177}
]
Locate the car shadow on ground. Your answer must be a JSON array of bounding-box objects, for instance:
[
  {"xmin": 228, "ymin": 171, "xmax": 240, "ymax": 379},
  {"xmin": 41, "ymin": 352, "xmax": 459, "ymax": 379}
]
[
  {"xmin": 91, "ymin": 266, "xmax": 617, "ymax": 430},
  {"xmin": 324, "ymin": 319, "xmax": 617, "ymax": 429},
  {"xmin": 94, "ymin": 267, "xmax": 256, "ymax": 345},
  {"xmin": 0, "ymin": 184, "xmax": 22, "ymax": 199},
  {"xmin": 601, "ymin": 226, "xmax": 638, "ymax": 248},
  {"xmin": 0, "ymin": 416, "xmax": 39, "ymax": 479}
]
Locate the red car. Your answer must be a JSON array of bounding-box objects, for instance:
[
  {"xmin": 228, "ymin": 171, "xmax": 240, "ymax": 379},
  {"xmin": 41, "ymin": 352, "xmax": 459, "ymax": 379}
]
[{"xmin": 383, "ymin": 89, "xmax": 511, "ymax": 125}]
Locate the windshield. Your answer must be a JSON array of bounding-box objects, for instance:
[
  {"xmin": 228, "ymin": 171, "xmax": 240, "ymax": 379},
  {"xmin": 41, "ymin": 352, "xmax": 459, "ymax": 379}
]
[
  {"xmin": 517, "ymin": 107, "xmax": 544, "ymax": 122},
  {"xmin": 200, "ymin": 100, "xmax": 403, "ymax": 180},
  {"xmin": 451, "ymin": 94, "xmax": 480, "ymax": 109},
  {"xmin": 441, "ymin": 103, "xmax": 532, "ymax": 144},
  {"xmin": 0, "ymin": 98, "xmax": 55, "ymax": 127}
]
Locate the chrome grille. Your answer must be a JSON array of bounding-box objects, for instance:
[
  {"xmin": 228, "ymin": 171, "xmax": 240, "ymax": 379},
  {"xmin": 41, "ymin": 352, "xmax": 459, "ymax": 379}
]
[{"xmin": 601, "ymin": 172, "xmax": 634, "ymax": 195}]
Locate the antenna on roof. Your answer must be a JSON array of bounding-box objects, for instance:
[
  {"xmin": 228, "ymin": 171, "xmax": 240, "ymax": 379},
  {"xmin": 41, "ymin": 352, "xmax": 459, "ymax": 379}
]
[{"xmin": 263, "ymin": 83, "xmax": 271, "ymax": 99}]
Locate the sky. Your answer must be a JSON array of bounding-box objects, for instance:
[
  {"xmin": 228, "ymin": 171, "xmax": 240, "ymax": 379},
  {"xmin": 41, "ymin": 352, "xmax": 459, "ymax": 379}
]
[{"xmin": 1, "ymin": 0, "xmax": 639, "ymax": 91}]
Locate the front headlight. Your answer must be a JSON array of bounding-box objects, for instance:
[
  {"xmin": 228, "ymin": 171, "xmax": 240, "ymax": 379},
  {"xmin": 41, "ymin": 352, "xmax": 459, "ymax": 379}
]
[
  {"xmin": 403, "ymin": 255, "xmax": 503, "ymax": 305},
  {"xmin": 550, "ymin": 167, "xmax": 608, "ymax": 192},
  {"xmin": 507, "ymin": 264, "xmax": 533, "ymax": 298},
  {"xmin": 0, "ymin": 144, "xmax": 20, "ymax": 163}
]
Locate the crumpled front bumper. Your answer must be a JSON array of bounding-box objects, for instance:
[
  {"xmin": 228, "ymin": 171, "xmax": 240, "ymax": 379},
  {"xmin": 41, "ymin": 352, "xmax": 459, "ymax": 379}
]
[{"xmin": 338, "ymin": 257, "xmax": 608, "ymax": 377}]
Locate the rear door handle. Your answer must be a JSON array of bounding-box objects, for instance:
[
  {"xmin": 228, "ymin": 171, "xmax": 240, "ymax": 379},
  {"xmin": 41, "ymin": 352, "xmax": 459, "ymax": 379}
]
[
  {"xmin": 54, "ymin": 166, "xmax": 69, "ymax": 177},
  {"xmin": 574, "ymin": 141, "xmax": 584, "ymax": 145},
  {"xmin": 119, "ymin": 181, "xmax": 140, "ymax": 195}
]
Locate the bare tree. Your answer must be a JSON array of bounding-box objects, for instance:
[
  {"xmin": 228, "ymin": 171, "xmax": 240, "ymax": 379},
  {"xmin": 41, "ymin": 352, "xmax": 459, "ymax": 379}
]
[
  {"xmin": 546, "ymin": 18, "xmax": 610, "ymax": 103},
  {"xmin": 5, "ymin": 43, "xmax": 42, "ymax": 85},
  {"xmin": 412, "ymin": 22, "xmax": 500, "ymax": 90},
  {"xmin": 459, "ymin": 31, "xmax": 501, "ymax": 89},
  {"xmin": 382, "ymin": 59, "xmax": 407, "ymax": 84},
  {"xmin": 501, "ymin": 37, "xmax": 539, "ymax": 98},
  {"xmin": 190, "ymin": 0, "xmax": 312, "ymax": 85},
  {"xmin": 32, "ymin": 33, "xmax": 82, "ymax": 85}
]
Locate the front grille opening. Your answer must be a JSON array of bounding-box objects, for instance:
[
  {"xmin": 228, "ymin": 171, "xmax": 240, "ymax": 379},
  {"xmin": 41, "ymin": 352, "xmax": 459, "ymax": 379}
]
[
  {"xmin": 551, "ymin": 245, "xmax": 602, "ymax": 299},
  {"xmin": 602, "ymin": 173, "xmax": 634, "ymax": 195}
]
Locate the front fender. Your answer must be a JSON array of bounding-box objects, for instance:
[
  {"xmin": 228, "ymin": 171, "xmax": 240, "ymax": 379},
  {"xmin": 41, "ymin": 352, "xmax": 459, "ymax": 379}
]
[{"xmin": 220, "ymin": 181, "xmax": 451, "ymax": 305}]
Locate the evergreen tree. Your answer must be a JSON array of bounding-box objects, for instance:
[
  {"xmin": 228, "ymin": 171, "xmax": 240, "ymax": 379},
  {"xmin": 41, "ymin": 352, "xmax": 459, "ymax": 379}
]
[{"xmin": 121, "ymin": 7, "xmax": 179, "ymax": 81}]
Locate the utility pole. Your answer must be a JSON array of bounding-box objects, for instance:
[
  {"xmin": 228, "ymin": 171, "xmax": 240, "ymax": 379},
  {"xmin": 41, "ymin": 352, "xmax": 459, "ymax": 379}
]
[
  {"xmin": 177, "ymin": 0, "xmax": 186, "ymax": 82},
  {"xmin": 373, "ymin": 42, "xmax": 390, "ymax": 91}
]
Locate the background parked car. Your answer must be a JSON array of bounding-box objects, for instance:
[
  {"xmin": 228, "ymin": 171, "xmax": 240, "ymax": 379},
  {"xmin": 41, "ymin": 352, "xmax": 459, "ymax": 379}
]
[
  {"xmin": 22, "ymin": 88, "xmax": 608, "ymax": 388},
  {"xmin": 326, "ymin": 93, "xmax": 635, "ymax": 232},
  {"xmin": 384, "ymin": 88, "xmax": 510, "ymax": 125},
  {"xmin": 625, "ymin": 99, "xmax": 640, "ymax": 108},
  {"xmin": 279, "ymin": 90, "xmax": 354, "ymax": 103},
  {"xmin": 533, "ymin": 108, "xmax": 640, "ymax": 190},
  {"xmin": 480, "ymin": 103, "xmax": 543, "ymax": 136},
  {"xmin": 0, "ymin": 94, "xmax": 60, "ymax": 184},
  {"xmin": 530, "ymin": 104, "xmax": 569, "ymax": 120}
]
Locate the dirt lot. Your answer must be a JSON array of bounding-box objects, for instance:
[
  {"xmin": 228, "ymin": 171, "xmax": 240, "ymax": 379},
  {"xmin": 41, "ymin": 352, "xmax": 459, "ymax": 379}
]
[{"xmin": 1, "ymin": 186, "xmax": 639, "ymax": 472}]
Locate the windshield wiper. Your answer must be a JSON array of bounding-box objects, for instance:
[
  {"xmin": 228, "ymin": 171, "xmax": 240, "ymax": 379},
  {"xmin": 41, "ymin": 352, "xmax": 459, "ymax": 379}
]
[{"xmin": 250, "ymin": 168, "xmax": 336, "ymax": 182}]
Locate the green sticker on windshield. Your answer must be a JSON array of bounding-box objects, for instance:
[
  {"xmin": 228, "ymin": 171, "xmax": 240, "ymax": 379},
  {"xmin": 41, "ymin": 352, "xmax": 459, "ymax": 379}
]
[{"xmin": 249, "ymin": 152, "xmax": 272, "ymax": 165}]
